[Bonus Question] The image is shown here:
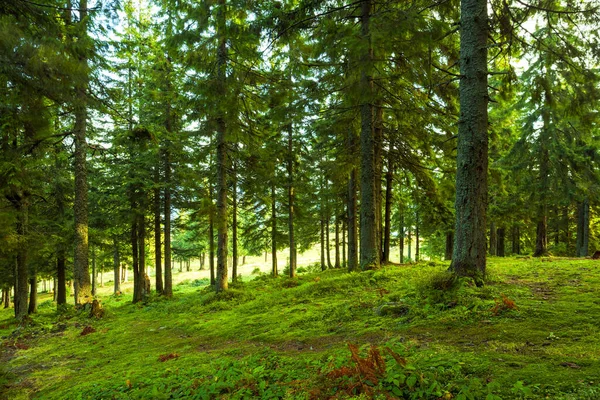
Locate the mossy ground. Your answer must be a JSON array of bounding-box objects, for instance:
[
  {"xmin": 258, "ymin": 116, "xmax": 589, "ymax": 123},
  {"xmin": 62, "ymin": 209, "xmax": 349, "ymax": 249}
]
[{"xmin": 1, "ymin": 257, "xmax": 600, "ymax": 399}]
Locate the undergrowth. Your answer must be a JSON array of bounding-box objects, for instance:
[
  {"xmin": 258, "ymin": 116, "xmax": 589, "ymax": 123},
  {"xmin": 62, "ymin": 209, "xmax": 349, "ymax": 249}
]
[{"xmin": 1, "ymin": 257, "xmax": 600, "ymax": 399}]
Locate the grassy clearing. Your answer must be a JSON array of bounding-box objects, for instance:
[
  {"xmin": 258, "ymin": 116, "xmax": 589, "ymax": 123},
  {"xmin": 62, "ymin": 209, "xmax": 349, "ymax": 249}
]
[{"xmin": 2, "ymin": 257, "xmax": 600, "ymax": 399}]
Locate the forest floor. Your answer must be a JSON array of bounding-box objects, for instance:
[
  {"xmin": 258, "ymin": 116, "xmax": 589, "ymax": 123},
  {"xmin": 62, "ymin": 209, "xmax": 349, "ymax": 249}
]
[{"xmin": 1, "ymin": 257, "xmax": 600, "ymax": 399}]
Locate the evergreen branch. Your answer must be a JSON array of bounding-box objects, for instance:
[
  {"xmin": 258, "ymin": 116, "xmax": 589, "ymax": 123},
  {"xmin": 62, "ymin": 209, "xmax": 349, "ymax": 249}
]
[{"xmin": 514, "ymin": 0, "xmax": 596, "ymax": 15}]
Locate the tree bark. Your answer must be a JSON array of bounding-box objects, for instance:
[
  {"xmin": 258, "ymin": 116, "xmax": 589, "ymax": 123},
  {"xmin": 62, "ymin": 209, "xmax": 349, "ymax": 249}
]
[
  {"xmin": 113, "ymin": 239, "xmax": 120, "ymax": 294},
  {"xmin": 154, "ymin": 166, "xmax": 163, "ymax": 294},
  {"xmin": 28, "ymin": 275, "xmax": 37, "ymax": 314},
  {"xmin": 163, "ymin": 149, "xmax": 173, "ymax": 297},
  {"xmin": 347, "ymin": 149, "xmax": 358, "ymax": 271},
  {"xmin": 91, "ymin": 245, "xmax": 96, "ymax": 296},
  {"xmin": 342, "ymin": 220, "xmax": 346, "ymax": 268},
  {"xmin": 576, "ymin": 199, "xmax": 590, "ymax": 257},
  {"xmin": 382, "ymin": 153, "xmax": 393, "ymax": 263},
  {"xmin": 209, "ymin": 185, "xmax": 215, "ymax": 286},
  {"xmin": 232, "ymin": 165, "xmax": 238, "ymax": 282},
  {"xmin": 326, "ymin": 214, "xmax": 333, "ymax": 269},
  {"xmin": 14, "ymin": 202, "xmax": 28, "ymax": 319},
  {"xmin": 497, "ymin": 227, "xmax": 505, "ymax": 257},
  {"xmin": 57, "ymin": 248, "xmax": 67, "ymax": 305},
  {"xmin": 215, "ymin": 0, "xmax": 228, "ymax": 293},
  {"xmin": 287, "ymin": 124, "xmax": 296, "ymax": 278},
  {"xmin": 73, "ymin": 0, "xmax": 92, "ymax": 305},
  {"xmin": 335, "ymin": 214, "xmax": 341, "ymax": 268},
  {"xmin": 374, "ymin": 104, "xmax": 383, "ymax": 263},
  {"xmin": 445, "ymin": 231, "xmax": 453, "ymax": 261},
  {"xmin": 415, "ymin": 210, "xmax": 420, "ymax": 262},
  {"xmin": 511, "ymin": 225, "xmax": 520, "ymax": 255},
  {"xmin": 271, "ymin": 184, "xmax": 278, "ymax": 277},
  {"xmin": 399, "ymin": 213, "xmax": 404, "ymax": 263},
  {"xmin": 359, "ymin": 0, "xmax": 379, "ymax": 270},
  {"xmin": 320, "ymin": 216, "xmax": 326, "ymax": 271},
  {"xmin": 450, "ymin": 0, "xmax": 488, "ymax": 282},
  {"xmin": 489, "ymin": 222, "xmax": 497, "ymax": 256}
]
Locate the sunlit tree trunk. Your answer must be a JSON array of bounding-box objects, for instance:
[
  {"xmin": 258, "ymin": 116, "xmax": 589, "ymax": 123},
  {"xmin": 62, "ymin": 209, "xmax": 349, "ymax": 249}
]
[{"xmin": 450, "ymin": 0, "xmax": 488, "ymax": 282}]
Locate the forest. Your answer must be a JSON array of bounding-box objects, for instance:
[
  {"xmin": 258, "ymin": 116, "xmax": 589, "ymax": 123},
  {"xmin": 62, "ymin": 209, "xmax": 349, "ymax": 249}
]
[{"xmin": 1, "ymin": 0, "xmax": 600, "ymax": 399}]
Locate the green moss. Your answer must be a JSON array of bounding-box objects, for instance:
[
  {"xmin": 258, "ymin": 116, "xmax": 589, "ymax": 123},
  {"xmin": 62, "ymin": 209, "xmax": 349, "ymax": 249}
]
[{"xmin": 1, "ymin": 258, "xmax": 600, "ymax": 398}]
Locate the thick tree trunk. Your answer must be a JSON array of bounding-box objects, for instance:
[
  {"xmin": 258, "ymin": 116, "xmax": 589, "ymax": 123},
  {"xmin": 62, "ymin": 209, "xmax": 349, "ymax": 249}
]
[
  {"xmin": 489, "ymin": 222, "xmax": 497, "ymax": 256},
  {"xmin": 271, "ymin": 184, "xmax": 278, "ymax": 277},
  {"xmin": 57, "ymin": 248, "xmax": 67, "ymax": 305},
  {"xmin": 497, "ymin": 227, "xmax": 505, "ymax": 257},
  {"xmin": 215, "ymin": 0, "xmax": 228, "ymax": 293},
  {"xmin": 73, "ymin": 0, "xmax": 91, "ymax": 305},
  {"xmin": 563, "ymin": 206, "xmax": 570, "ymax": 249},
  {"xmin": 450, "ymin": 0, "xmax": 488, "ymax": 281},
  {"xmin": 154, "ymin": 167, "xmax": 163, "ymax": 294},
  {"xmin": 445, "ymin": 231, "xmax": 453, "ymax": 261},
  {"xmin": 382, "ymin": 154, "xmax": 393, "ymax": 263},
  {"xmin": 287, "ymin": 125, "xmax": 296, "ymax": 278},
  {"xmin": 359, "ymin": 0, "xmax": 379, "ymax": 270},
  {"xmin": 232, "ymin": 167, "xmax": 238, "ymax": 283},
  {"xmin": 113, "ymin": 240, "xmax": 120, "ymax": 294},
  {"xmin": 138, "ymin": 214, "xmax": 147, "ymax": 297}
]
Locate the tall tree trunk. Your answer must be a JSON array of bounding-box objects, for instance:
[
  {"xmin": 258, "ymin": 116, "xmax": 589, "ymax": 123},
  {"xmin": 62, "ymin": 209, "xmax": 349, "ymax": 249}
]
[
  {"xmin": 407, "ymin": 228, "xmax": 412, "ymax": 261},
  {"xmin": 73, "ymin": 0, "xmax": 91, "ymax": 305},
  {"xmin": 287, "ymin": 124, "xmax": 296, "ymax": 278},
  {"xmin": 415, "ymin": 210, "xmax": 420, "ymax": 262},
  {"xmin": 497, "ymin": 227, "xmax": 505, "ymax": 257},
  {"xmin": 131, "ymin": 216, "xmax": 140, "ymax": 302},
  {"xmin": 382, "ymin": 153, "xmax": 393, "ymax": 263},
  {"xmin": 445, "ymin": 231, "xmax": 453, "ymax": 261},
  {"xmin": 399, "ymin": 213, "xmax": 404, "ymax": 263},
  {"xmin": 113, "ymin": 239, "xmax": 120, "ymax": 294},
  {"xmin": 326, "ymin": 214, "xmax": 333, "ymax": 269},
  {"xmin": 209, "ymin": 186, "xmax": 215, "ymax": 286},
  {"xmin": 163, "ymin": 150, "xmax": 173, "ymax": 296},
  {"xmin": 14, "ymin": 202, "xmax": 28, "ymax": 319},
  {"xmin": 91, "ymin": 245, "xmax": 97, "ymax": 296},
  {"xmin": 271, "ymin": 184, "xmax": 277, "ymax": 277},
  {"xmin": 374, "ymin": 104, "xmax": 383, "ymax": 263},
  {"xmin": 57, "ymin": 248, "xmax": 67, "ymax": 305},
  {"xmin": 563, "ymin": 206, "xmax": 570, "ymax": 249},
  {"xmin": 154, "ymin": 167, "xmax": 163, "ymax": 294},
  {"xmin": 554, "ymin": 206, "xmax": 560, "ymax": 246},
  {"xmin": 232, "ymin": 165, "xmax": 238, "ymax": 283},
  {"xmin": 215, "ymin": 0, "xmax": 228, "ymax": 293},
  {"xmin": 320, "ymin": 216, "xmax": 326, "ymax": 271},
  {"xmin": 489, "ymin": 222, "xmax": 497, "ymax": 256},
  {"xmin": 138, "ymin": 214, "xmax": 147, "ymax": 298},
  {"xmin": 342, "ymin": 220, "xmax": 346, "ymax": 267},
  {"xmin": 28, "ymin": 275, "xmax": 37, "ymax": 314},
  {"xmin": 359, "ymin": 0, "xmax": 379, "ymax": 270},
  {"xmin": 347, "ymin": 153, "xmax": 358, "ymax": 271},
  {"xmin": 511, "ymin": 225, "xmax": 520, "ymax": 255},
  {"xmin": 577, "ymin": 199, "xmax": 590, "ymax": 257},
  {"xmin": 335, "ymin": 215, "xmax": 341, "ymax": 268},
  {"xmin": 450, "ymin": 0, "xmax": 488, "ymax": 281}
]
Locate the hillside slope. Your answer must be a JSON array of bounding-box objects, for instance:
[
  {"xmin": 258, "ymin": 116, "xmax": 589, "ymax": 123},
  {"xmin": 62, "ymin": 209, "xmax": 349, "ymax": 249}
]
[{"xmin": 1, "ymin": 258, "xmax": 600, "ymax": 399}]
